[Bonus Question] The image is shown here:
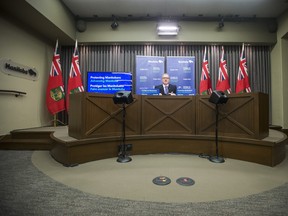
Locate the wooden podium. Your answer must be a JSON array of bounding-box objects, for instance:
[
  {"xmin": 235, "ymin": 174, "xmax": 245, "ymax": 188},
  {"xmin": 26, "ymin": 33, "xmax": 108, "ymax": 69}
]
[
  {"xmin": 69, "ymin": 92, "xmax": 269, "ymax": 140},
  {"xmin": 68, "ymin": 93, "xmax": 141, "ymax": 139},
  {"xmin": 50, "ymin": 92, "xmax": 286, "ymax": 167}
]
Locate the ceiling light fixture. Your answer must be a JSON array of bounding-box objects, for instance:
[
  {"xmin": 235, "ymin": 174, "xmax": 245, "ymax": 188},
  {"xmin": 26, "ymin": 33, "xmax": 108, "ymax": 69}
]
[{"xmin": 157, "ymin": 22, "xmax": 179, "ymax": 36}]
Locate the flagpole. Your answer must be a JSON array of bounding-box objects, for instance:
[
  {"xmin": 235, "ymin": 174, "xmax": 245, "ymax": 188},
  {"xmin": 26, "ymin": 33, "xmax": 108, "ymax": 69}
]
[
  {"xmin": 53, "ymin": 114, "xmax": 57, "ymax": 127},
  {"xmin": 48, "ymin": 113, "xmax": 65, "ymax": 127}
]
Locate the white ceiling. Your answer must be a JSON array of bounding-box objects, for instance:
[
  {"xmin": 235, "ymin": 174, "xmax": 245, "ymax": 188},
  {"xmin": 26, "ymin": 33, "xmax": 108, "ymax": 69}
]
[{"xmin": 61, "ymin": 0, "xmax": 288, "ymax": 21}]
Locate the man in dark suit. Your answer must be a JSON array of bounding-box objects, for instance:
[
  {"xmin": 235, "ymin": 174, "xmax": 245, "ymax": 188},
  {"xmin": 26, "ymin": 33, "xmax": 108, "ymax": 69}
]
[{"xmin": 154, "ymin": 73, "xmax": 177, "ymax": 95}]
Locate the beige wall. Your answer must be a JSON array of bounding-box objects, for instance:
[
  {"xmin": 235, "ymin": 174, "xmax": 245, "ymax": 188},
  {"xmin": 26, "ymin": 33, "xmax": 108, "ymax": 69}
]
[
  {"xmin": 77, "ymin": 20, "xmax": 276, "ymax": 44},
  {"xmin": 282, "ymin": 38, "xmax": 288, "ymax": 129},
  {"xmin": 271, "ymin": 10, "xmax": 288, "ymax": 128},
  {"xmin": 0, "ymin": 16, "xmax": 53, "ymax": 135},
  {"xmin": 26, "ymin": 0, "xmax": 76, "ymax": 40}
]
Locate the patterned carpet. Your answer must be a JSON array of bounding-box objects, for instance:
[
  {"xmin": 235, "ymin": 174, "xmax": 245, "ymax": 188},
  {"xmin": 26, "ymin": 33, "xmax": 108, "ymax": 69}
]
[
  {"xmin": 32, "ymin": 150, "xmax": 288, "ymax": 203},
  {"xmin": 1, "ymin": 150, "xmax": 288, "ymax": 216}
]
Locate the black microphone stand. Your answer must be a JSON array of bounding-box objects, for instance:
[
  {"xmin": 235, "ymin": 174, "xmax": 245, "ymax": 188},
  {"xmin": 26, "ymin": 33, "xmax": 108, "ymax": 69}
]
[
  {"xmin": 117, "ymin": 102, "xmax": 132, "ymax": 163},
  {"xmin": 209, "ymin": 103, "xmax": 225, "ymax": 163}
]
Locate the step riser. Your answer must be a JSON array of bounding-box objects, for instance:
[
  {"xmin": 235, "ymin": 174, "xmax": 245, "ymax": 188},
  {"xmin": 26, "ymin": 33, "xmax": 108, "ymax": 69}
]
[
  {"xmin": 10, "ymin": 132, "xmax": 52, "ymax": 139},
  {"xmin": 0, "ymin": 131, "xmax": 55, "ymax": 150},
  {"xmin": 0, "ymin": 140, "xmax": 54, "ymax": 150}
]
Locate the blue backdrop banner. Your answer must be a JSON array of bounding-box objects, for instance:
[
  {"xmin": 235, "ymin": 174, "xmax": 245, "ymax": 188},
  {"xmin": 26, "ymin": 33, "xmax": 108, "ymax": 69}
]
[
  {"xmin": 166, "ymin": 56, "xmax": 196, "ymax": 95},
  {"xmin": 135, "ymin": 56, "xmax": 165, "ymax": 95}
]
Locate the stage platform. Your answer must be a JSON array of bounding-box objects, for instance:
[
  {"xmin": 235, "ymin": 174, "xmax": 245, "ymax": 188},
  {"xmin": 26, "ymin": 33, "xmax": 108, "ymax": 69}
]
[{"xmin": 0, "ymin": 126, "xmax": 287, "ymax": 167}]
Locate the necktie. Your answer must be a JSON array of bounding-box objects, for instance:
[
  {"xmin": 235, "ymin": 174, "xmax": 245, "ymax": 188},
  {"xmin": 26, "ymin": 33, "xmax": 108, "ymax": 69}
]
[{"xmin": 164, "ymin": 85, "xmax": 168, "ymax": 94}]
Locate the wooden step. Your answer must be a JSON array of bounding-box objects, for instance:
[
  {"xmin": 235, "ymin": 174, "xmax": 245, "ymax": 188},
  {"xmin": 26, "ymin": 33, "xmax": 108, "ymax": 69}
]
[
  {"xmin": 0, "ymin": 130, "xmax": 55, "ymax": 150},
  {"xmin": 269, "ymin": 125, "xmax": 282, "ymax": 131},
  {"xmin": 0, "ymin": 138, "xmax": 54, "ymax": 150},
  {"xmin": 10, "ymin": 130, "xmax": 53, "ymax": 139}
]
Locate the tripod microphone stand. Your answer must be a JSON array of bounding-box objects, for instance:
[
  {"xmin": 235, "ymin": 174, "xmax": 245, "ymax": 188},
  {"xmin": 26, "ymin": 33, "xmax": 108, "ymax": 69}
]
[
  {"xmin": 117, "ymin": 102, "xmax": 132, "ymax": 163},
  {"xmin": 209, "ymin": 103, "xmax": 225, "ymax": 163},
  {"xmin": 208, "ymin": 90, "xmax": 228, "ymax": 163}
]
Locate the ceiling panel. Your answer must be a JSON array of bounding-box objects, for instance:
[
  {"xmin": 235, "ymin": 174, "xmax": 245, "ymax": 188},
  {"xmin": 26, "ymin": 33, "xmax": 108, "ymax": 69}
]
[{"xmin": 61, "ymin": 0, "xmax": 288, "ymax": 21}]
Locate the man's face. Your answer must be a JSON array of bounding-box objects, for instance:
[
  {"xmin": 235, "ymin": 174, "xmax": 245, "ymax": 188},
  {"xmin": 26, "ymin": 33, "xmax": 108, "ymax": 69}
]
[{"xmin": 162, "ymin": 75, "xmax": 170, "ymax": 85}]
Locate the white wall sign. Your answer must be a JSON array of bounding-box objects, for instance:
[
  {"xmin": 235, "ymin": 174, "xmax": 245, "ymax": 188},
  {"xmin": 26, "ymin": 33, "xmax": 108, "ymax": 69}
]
[{"xmin": 0, "ymin": 58, "xmax": 39, "ymax": 81}]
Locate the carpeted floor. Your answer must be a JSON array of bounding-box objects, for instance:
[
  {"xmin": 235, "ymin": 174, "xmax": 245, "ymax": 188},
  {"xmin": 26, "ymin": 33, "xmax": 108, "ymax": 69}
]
[
  {"xmin": 32, "ymin": 150, "xmax": 288, "ymax": 203},
  {"xmin": 1, "ymin": 149, "xmax": 288, "ymax": 215}
]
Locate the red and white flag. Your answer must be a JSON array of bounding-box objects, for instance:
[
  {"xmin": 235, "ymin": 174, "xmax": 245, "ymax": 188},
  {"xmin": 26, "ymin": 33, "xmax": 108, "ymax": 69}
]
[
  {"xmin": 199, "ymin": 46, "xmax": 213, "ymax": 95},
  {"xmin": 66, "ymin": 40, "xmax": 84, "ymax": 110},
  {"xmin": 46, "ymin": 40, "xmax": 65, "ymax": 115},
  {"xmin": 236, "ymin": 43, "xmax": 251, "ymax": 93},
  {"xmin": 216, "ymin": 46, "xmax": 231, "ymax": 94}
]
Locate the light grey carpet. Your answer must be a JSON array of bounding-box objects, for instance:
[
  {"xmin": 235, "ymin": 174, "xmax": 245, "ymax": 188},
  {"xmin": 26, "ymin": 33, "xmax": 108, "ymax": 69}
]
[
  {"xmin": 1, "ymin": 150, "xmax": 288, "ymax": 216},
  {"xmin": 32, "ymin": 150, "xmax": 288, "ymax": 203}
]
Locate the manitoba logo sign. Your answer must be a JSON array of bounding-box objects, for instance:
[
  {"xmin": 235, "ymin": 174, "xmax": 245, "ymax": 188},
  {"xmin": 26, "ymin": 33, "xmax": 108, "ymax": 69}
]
[{"xmin": 0, "ymin": 58, "xmax": 39, "ymax": 81}]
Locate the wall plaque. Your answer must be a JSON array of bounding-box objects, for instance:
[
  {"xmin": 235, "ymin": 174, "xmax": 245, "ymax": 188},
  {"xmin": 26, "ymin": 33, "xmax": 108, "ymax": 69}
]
[{"xmin": 0, "ymin": 58, "xmax": 39, "ymax": 81}]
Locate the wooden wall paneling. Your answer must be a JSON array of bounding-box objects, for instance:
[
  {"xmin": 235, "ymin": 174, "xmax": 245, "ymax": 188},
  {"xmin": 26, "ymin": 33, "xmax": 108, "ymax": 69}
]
[
  {"xmin": 84, "ymin": 93, "xmax": 123, "ymax": 137},
  {"xmin": 195, "ymin": 94, "xmax": 215, "ymax": 136},
  {"xmin": 69, "ymin": 93, "xmax": 141, "ymax": 139},
  {"xmin": 68, "ymin": 92, "xmax": 86, "ymax": 139},
  {"xmin": 196, "ymin": 92, "xmax": 269, "ymax": 139},
  {"xmin": 257, "ymin": 92, "xmax": 269, "ymax": 139},
  {"xmin": 218, "ymin": 93, "xmax": 256, "ymax": 138},
  {"xmin": 122, "ymin": 94, "xmax": 142, "ymax": 136},
  {"xmin": 141, "ymin": 96, "xmax": 196, "ymax": 135}
]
